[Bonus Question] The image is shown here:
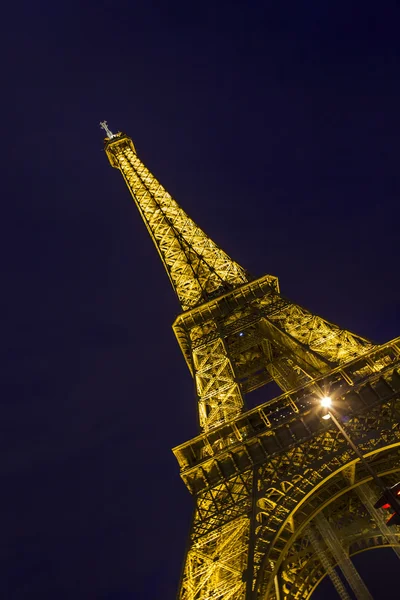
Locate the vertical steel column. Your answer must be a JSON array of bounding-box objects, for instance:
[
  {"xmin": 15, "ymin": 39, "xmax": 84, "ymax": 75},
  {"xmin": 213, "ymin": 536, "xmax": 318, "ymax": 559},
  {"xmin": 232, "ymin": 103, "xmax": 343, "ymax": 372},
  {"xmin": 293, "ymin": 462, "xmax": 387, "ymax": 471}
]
[
  {"xmin": 314, "ymin": 512, "xmax": 373, "ymax": 600},
  {"xmin": 307, "ymin": 526, "xmax": 351, "ymax": 600},
  {"xmin": 356, "ymin": 484, "xmax": 400, "ymax": 560}
]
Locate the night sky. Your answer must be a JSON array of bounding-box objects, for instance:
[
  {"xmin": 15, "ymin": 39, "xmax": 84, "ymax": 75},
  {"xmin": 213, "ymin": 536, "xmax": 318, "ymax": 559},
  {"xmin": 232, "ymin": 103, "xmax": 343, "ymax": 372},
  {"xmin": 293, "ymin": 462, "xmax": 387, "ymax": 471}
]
[{"xmin": 2, "ymin": 2, "xmax": 400, "ymax": 599}]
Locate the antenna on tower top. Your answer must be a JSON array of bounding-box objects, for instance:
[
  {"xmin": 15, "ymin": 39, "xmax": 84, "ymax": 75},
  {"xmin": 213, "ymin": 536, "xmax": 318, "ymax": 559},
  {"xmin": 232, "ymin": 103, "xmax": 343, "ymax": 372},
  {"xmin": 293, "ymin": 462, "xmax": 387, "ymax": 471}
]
[{"xmin": 100, "ymin": 120, "xmax": 116, "ymax": 139}]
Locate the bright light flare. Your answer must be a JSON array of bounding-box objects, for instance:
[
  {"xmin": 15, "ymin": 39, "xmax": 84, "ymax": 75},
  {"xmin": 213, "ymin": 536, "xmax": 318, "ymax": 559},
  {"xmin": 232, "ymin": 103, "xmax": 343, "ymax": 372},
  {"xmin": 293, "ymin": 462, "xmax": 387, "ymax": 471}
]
[{"xmin": 320, "ymin": 396, "xmax": 332, "ymax": 408}]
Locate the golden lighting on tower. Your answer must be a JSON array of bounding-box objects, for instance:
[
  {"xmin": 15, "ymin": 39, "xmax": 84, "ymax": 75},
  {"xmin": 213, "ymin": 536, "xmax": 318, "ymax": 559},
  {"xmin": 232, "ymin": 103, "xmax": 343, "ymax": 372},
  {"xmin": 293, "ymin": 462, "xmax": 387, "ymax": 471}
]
[{"xmin": 102, "ymin": 123, "xmax": 400, "ymax": 600}]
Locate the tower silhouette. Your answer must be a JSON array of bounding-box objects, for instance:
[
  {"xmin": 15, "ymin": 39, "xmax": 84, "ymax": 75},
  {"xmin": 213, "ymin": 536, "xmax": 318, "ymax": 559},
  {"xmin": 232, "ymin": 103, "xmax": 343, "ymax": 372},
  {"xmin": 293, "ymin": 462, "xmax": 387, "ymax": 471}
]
[{"xmin": 102, "ymin": 123, "xmax": 400, "ymax": 599}]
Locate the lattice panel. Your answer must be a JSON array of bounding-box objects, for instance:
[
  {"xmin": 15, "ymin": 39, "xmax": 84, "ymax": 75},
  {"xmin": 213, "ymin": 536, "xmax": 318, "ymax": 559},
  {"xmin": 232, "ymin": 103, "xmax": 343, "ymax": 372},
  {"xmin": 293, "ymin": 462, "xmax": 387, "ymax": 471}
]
[
  {"xmin": 259, "ymin": 296, "xmax": 374, "ymax": 368},
  {"xmin": 193, "ymin": 336, "xmax": 244, "ymax": 431},
  {"xmin": 192, "ymin": 471, "xmax": 253, "ymax": 539},
  {"xmin": 179, "ymin": 517, "xmax": 249, "ymax": 600}
]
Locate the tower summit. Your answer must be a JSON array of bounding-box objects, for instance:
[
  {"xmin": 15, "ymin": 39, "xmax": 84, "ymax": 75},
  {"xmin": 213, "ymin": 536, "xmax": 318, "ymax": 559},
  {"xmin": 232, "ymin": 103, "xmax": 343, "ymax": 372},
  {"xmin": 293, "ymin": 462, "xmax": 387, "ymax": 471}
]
[{"xmin": 102, "ymin": 124, "xmax": 400, "ymax": 599}]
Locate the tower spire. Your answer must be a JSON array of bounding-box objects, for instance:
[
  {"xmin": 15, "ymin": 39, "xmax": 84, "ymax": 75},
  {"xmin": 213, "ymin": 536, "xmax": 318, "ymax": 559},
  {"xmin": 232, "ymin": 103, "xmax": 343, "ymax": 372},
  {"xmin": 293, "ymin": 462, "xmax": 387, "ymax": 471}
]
[{"xmin": 103, "ymin": 130, "xmax": 249, "ymax": 311}]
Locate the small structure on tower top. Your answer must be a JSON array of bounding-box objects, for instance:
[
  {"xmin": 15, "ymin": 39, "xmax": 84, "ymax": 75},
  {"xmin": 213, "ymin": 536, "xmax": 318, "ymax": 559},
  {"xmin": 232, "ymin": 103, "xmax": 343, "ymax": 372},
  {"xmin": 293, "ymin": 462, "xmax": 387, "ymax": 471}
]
[{"xmin": 100, "ymin": 120, "xmax": 116, "ymax": 139}]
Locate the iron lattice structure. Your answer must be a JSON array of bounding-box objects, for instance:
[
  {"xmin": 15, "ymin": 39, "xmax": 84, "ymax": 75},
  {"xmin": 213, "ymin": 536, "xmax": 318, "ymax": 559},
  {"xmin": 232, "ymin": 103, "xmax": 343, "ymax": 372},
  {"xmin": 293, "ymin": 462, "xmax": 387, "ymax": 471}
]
[{"xmin": 102, "ymin": 126, "xmax": 400, "ymax": 599}]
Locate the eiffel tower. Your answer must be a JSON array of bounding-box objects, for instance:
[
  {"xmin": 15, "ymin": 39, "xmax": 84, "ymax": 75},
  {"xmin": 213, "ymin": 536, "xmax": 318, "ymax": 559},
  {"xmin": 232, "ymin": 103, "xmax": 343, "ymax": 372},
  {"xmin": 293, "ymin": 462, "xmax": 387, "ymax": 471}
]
[{"xmin": 101, "ymin": 122, "xmax": 400, "ymax": 600}]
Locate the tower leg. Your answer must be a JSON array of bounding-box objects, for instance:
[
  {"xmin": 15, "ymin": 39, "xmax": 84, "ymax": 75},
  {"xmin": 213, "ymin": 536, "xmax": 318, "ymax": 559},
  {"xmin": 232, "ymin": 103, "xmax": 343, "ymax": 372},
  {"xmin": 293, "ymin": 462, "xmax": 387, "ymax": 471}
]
[
  {"xmin": 178, "ymin": 516, "xmax": 249, "ymax": 599},
  {"xmin": 307, "ymin": 526, "xmax": 351, "ymax": 600},
  {"xmin": 314, "ymin": 512, "xmax": 373, "ymax": 600}
]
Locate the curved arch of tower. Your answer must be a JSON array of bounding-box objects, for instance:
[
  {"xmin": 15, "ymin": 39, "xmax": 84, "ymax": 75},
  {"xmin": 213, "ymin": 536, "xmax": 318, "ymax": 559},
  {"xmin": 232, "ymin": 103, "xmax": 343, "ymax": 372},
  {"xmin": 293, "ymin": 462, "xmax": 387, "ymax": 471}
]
[{"xmin": 101, "ymin": 122, "xmax": 400, "ymax": 599}]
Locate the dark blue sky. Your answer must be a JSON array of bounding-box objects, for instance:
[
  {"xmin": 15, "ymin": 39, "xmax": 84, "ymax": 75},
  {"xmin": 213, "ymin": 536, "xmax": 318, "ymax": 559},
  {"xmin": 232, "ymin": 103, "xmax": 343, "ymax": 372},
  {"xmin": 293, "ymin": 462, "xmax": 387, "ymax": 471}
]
[{"xmin": 1, "ymin": 1, "xmax": 400, "ymax": 598}]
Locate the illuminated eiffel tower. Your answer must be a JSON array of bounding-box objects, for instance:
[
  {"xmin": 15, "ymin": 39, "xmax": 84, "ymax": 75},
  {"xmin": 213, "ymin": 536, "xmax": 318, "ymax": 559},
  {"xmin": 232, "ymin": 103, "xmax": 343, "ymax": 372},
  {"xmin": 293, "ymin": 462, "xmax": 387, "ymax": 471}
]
[{"xmin": 101, "ymin": 122, "xmax": 400, "ymax": 600}]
